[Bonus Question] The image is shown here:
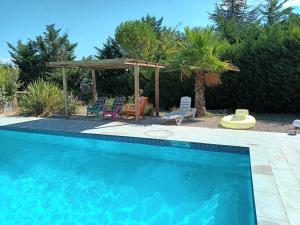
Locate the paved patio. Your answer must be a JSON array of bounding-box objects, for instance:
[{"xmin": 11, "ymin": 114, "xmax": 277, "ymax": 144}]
[{"xmin": 0, "ymin": 115, "xmax": 299, "ymax": 225}]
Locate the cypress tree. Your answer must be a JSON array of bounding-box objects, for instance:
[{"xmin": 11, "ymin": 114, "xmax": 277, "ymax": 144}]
[
  {"xmin": 260, "ymin": 0, "xmax": 293, "ymax": 25},
  {"xmin": 8, "ymin": 24, "xmax": 77, "ymax": 85},
  {"xmin": 210, "ymin": 0, "xmax": 258, "ymax": 23},
  {"xmin": 210, "ymin": 0, "xmax": 259, "ymax": 43}
]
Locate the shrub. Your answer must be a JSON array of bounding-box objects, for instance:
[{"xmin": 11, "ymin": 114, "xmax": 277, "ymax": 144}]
[
  {"xmin": 206, "ymin": 22, "xmax": 300, "ymax": 113},
  {"xmin": 60, "ymin": 92, "xmax": 80, "ymax": 115},
  {"xmin": 0, "ymin": 65, "xmax": 21, "ymax": 102},
  {"xmin": 105, "ymin": 97, "xmax": 115, "ymax": 109},
  {"xmin": 144, "ymin": 103, "xmax": 154, "ymax": 116},
  {"xmin": 19, "ymin": 79, "xmax": 63, "ymax": 116},
  {"xmin": 0, "ymin": 92, "xmax": 5, "ymax": 113}
]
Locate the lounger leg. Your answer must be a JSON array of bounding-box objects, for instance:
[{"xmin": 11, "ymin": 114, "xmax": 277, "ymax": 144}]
[
  {"xmin": 175, "ymin": 116, "xmax": 184, "ymax": 126},
  {"xmin": 191, "ymin": 109, "xmax": 196, "ymax": 120}
]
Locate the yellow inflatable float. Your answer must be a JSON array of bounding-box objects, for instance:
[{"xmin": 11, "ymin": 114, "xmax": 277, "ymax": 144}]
[{"xmin": 221, "ymin": 109, "xmax": 256, "ymax": 129}]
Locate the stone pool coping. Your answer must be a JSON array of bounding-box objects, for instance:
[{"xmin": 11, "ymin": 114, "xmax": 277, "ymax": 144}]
[{"xmin": 0, "ymin": 115, "xmax": 299, "ymax": 225}]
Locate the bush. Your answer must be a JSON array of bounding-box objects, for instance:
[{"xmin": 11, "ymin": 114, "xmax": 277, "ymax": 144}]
[
  {"xmin": 0, "ymin": 65, "xmax": 21, "ymax": 102},
  {"xmin": 62, "ymin": 92, "xmax": 80, "ymax": 115},
  {"xmin": 206, "ymin": 21, "xmax": 300, "ymax": 113},
  {"xmin": 144, "ymin": 103, "xmax": 154, "ymax": 116},
  {"xmin": 19, "ymin": 79, "xmax": 63, "ymax": 116},
  {"xmin": 105, "ymin": 97, "xmax": 115, "ymax": 109},
  {"xmin": 143, "ymin": 70, "xmax": 194, "ymax": 110}
]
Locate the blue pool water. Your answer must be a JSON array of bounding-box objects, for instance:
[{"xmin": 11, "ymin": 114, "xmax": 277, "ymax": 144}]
[{"xmin": 0, "ymin": 129, "xmax": 256, "ymax": 225}]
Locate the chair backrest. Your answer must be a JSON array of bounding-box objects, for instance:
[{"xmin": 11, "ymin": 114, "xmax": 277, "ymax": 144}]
[
  {"xmin": 139, "ymin": 96, "xmax": 148, "ymax": 115},
  {"xmin": 95, "ymin": 97, "xmax": 107, "ymax": 110},
  {"xmin": 180, "ymin": 96, "xmax": 191, "ymax": 112},
  {"xmin": 112, "ymin": 96, "xmax": 126, "ymax": 112}
]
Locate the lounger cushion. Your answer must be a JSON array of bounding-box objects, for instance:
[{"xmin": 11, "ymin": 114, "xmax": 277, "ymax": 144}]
[{"xmin": 162, "ymin": 115, "xmax": 182, "ymax": 120}]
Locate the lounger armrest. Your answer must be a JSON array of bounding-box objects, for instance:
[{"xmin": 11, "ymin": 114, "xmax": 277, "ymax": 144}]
[
  {"xmin": 162, "ymin": 110, "xmax": 188, "ymax": 119},
  {"xmin": 190, "ymin": 108, "xmax": 197, "ymax": 119}
]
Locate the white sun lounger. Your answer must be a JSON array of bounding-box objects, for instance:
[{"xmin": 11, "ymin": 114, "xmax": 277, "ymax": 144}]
[{"xmin": 161, "ymin": 96, "xmax": 196, "ymax": 125}]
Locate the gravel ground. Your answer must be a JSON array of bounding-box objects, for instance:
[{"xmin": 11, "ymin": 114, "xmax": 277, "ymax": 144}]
[
  {"xmin": 3, "ymin": 103, "xmax": 299, "ymax": 133},
  {"xmin": 170, "ymin": 113, "xmax": 299, "ymax": 133},
  {"xmin": 128, "ymin": 112, "xmax": 298, "ymax": 134},
  {"xmin": 41, "ymin": 111, "xmax": 300, "ymax": 134}
]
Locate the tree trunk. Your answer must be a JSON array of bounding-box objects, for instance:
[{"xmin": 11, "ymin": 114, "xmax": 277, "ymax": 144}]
[{"xmin": 195, "ymin": 71, "xmax": 206, "ymax": 117}]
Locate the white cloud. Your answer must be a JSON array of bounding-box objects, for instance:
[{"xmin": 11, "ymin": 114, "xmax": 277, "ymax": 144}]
[
  {"xmin": 0, "ymin": 57, "xmax": 12, "ymax": 64},
  {"xmin": 284, "ymin": 0, "xmax": 300, "ymax": 7},
  {"xmin": 248, "ymin": 0, "xmax": 300, "ymax": 8}
]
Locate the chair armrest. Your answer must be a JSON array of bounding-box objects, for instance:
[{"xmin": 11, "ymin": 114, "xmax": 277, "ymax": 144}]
[
  {"xmin": 87, "ymin": 106, "xmax": 96, "ymax": 110},
  {"xmin": 125, "ymin": 104, "xmax": 135, "ymax": 111}
]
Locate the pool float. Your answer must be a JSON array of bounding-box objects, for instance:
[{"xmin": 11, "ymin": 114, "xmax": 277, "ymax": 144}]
[{"xmin": 221, "ymin": 109, "xmax": 256, "ymax": 130}]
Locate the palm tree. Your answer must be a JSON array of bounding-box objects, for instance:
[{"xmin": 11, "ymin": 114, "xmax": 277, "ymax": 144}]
[{"xmin": 171, "ymin": 27, "xmax": 238, "ymax": 117}]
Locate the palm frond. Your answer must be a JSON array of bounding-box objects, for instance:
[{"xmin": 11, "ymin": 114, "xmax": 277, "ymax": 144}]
[{"xmin": 169, "ymin": 27, "xmax": 239, "ymax": 84}]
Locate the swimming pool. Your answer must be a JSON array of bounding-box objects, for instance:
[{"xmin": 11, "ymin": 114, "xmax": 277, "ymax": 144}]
[{"xmin": 0, "ymin": 129, "xmax": 256, "ymax": 225}]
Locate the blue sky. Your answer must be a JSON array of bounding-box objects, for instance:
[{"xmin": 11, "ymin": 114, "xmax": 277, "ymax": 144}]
[{"xmin": 1, "ymin": 0, "xmax": 299, "ymax": 62}]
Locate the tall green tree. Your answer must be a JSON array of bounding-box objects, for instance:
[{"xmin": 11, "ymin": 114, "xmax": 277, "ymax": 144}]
[
  {"xmin": 8, "ymin": 24, "xmax": 77, "ymax": 85},
  {"xmin": 171, "ymin": 27, "xmax": 238, "ymax": 116},
  {"xmin": 115, "ymin": 20, "xmax": 158, "ymax": 61},
  {"xmin": 141, "ymin": 15, "xmax": 178, "ymax": 62},
  {"xmin": 95, "ymin": 37, "xmax": 123, "ymax": 59},
  {"xmin": 36, "ymin": 24, "xmax": 77, "ymax": 62},
  {"xmin": 260, "ymin": 0, "xmax": 293, "ymax": 25},
  {"xmin": 210, "ymin": 0, "xmax": 259, "ymax": 43},
  {"xmin": 115, "ymin": 16, "xmax": 179, "ymax": 63},
  {"xmin": 141, "ymin": 14, "xmax": 164, "ymax": 37},
  {"xmin": 94, "ymin": 37, "xmax": 132, "ymax": 98},
  {"xmin": 210, "ymin": 0, "xmax": 258, "ymax": 22},
  {"xmin": 7, "ymin": 40, "xmax": 40, "ymax": 84}
]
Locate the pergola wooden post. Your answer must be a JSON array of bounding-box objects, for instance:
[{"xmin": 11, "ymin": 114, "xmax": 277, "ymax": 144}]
[
  {"xmin": 134, "ymin": 65, "xmax": 140, "ymax": 121},
  {"xmin": 62, "ymin": 67, "xmax": 68, "ymax": 115},
  {"xmin": 155, "ymin": 67, "xmax": 160, "ymax": 116},
  {"xmin": 47, "ymin": 58, "xmax": 165, "ymax": 120},
  {"xmin": 91, "ymin": 69, "xmax": 97, "ymax": 103}
]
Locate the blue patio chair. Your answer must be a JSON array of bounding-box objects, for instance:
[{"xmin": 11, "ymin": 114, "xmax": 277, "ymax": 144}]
[{"xmin": 87, "ymin": 97, "xmax": 107, "ymax": 118}]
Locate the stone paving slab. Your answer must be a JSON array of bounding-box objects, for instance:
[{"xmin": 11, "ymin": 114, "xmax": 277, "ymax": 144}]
[{"xmin": 1, "ymin": 115, "xmax": 300, "ymax": 225}]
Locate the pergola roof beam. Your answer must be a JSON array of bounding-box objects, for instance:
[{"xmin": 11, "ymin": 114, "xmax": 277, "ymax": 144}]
[{"xmin": 47, "ymin": 58, "xmax": 165, "ymax": 69}]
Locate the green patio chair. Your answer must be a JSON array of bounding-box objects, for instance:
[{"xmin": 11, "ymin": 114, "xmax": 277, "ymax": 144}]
[{"xmin": 87, "ymin": 97, "xmax": 107, "ymax": 118}]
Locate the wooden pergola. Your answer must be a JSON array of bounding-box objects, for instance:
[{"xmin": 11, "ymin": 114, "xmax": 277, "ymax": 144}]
[{"xmin": 47, "ymin": 58, "xmax": 165, "ymax": 120}]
